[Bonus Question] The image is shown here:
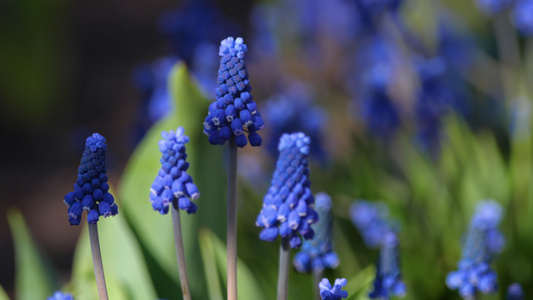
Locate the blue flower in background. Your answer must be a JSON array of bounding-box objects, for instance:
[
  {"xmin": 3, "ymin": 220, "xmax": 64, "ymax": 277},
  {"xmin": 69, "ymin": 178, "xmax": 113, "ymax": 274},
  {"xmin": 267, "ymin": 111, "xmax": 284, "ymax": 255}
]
[
  {"xmin": 256, "ymin": 132, "xmax": 319, "ymax": 249},
  {"xmin": 319, "ymin": 278, "xmax": 349, "ymax": 300},
  {"xmin": 369, "ymin": 232, "xmax": 407, "ymax": 299},
  {"xmin": 512, "ymin": 0, "xmax": 533, "ymax": 36},
  {"xmin": 446, "ymin": 200, "xmax": 504, "ymax": 298},
  {"xmin": 150, "ymin": 127, "xmax": 199, "ymax": 215},
  {"xmin": 264, "ymin": 81, "xmax": 327, "ymax": 163},
  {"xmin": 350, "ymin": 200, "xmax": 393, "ymax": 248},
  {"xmin": 204, "ymin": 37, "xmax": 264, "ymax": 148},
  {"xmin": 507, "ymin": 283, "xmax": 524, "ymax": 300},
  {"xmin": 293, "ymin": 193, "xmax": 339, "ymax": 273},
  {"xmin": 474, "ymin": 0, "xmax": 515, "ymax": 16},
  {"xmin": 47, "ymin": 291, "xmax": 74, "ymax": 300},
  {"xmin": 190, "ymin": 42, "xmax": 219, "ymax": 97},
  {"xmin": 64, "ymin": 133, "xmax": 118, "ymax": 225}
]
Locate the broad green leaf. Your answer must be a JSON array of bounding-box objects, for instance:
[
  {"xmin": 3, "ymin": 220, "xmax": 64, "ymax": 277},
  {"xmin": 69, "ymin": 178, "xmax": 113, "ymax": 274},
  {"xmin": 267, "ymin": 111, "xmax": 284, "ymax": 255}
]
[
  {"xmin": 199, "ymin": 228, "xmax": 224, "ymax": 300},
  {"xmin": 7, "ymin": 209, "xmax": 57, "ymax": 300},
  {"xmin": 71, "ymin": 215, "xmax": 157, "ymax": 300},
  {"xmin": 345, "ymin": 265, "xmax": 375, "ymax": 300},
  {"xmin": 0, "ymin": 284, "xmax": 9, "ymax": 300}
]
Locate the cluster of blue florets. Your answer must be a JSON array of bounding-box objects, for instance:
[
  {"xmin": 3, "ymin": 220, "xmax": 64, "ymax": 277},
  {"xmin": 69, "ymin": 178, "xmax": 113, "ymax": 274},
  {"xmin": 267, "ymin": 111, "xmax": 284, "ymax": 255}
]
[
  {"xmin": 507, "ymin": 283, "xmax": 524, "ymax": 300},
  {"xmin": 203, "ymin": 37, "xmax": 264, "ymax": 148},
  {"xmin": 47, "ymin": 291, "xmax": 74, "ymax": 300},
  {"xmin": 150, "ymin": 127, "xmax": 199, "ymax": 215},
  {"xmin": 369, "ymin": 232, "xmax": 407, "ymax": 299},
  {"xmin": 319, "ymin": 278, "xmax": 349, "ymax": 300},
  {"xmin": 350, "ymin": 200, "xmax": 392, "ymax": 248},
  {"xmin": 64, "ymin": 133, "xmax": 118, "ymax": 225},
  {"xmin": 446, "ymin": 200, "xmax": 504, "ymax": 298},
  {"xmin": 293, "ymin": 193, "xmax": 339, "ymax": 273},
  {"xmin": 512, "ymin": 0, "xmax": 533, "ymax": 36},
  {"xmin": 256, "ymin": 132, "xmax": 319, "ymax": 249}
]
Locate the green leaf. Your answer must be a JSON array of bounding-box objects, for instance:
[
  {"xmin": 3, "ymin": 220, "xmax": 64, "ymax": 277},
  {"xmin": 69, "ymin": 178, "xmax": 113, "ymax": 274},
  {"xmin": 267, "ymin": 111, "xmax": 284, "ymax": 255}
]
[
  {"xmin": 199, "ymin": 228, "xmax": 224, "ymax": 300},
  {"xmin": 345, "ymin": 265, "xmax": 375, "ymax": 300},
  {"xmin": 71, "ymin": 215, "xmax": 157, "ymax": 300},
  {"xmin": 0, "ymin": 284, "xmax": 9, "ymax": 300},
  {"xmin": 7, "ymin": 209, "xmax": 57, "ymax": 300}
]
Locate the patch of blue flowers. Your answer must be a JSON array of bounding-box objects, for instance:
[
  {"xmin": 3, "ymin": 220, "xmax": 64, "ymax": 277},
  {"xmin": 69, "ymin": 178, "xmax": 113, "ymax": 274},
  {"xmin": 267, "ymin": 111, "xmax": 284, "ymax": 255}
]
[
  {"xmin": 369, "ymin": 232, "xmax": 407, "ymax": 299},
  {"xmin": 256, "ymin": 132, "xmax": 319, "ymax": 249},
  {"xmin": 350, "ymin": 200, "xmax": 393, "ymax": 248},
  {"xmin": 64, "ymin": 133, "xmax": 118, "ymax": 225},
  {"xmin": 512, "ymin": 0, "xmax": 533, "ymax": 36},
  {"xmin": 150, "ymin": 127, "xmax": 199, "ymax": 215},
  {"xmin": 319, "ymin": 278, "xmax": 348, "ymax": 300}
]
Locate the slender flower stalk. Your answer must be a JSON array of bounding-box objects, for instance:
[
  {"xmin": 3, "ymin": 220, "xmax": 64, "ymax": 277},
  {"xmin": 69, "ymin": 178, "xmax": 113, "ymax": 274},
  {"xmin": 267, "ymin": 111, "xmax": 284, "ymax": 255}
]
[
  {"xmin": 150, "ymin": 127, "xmax": 199, "ymax": 299},
  {"xmin": 64, "ymin": 133, "xmax": 118, "ymax": 299},
  {"xmin": 203, "ymin": 36, "xmax": 263, "ymax": 300},
  {"xmin": 277, "ymin": 237, "xmax": 290, "ymax": 300}
]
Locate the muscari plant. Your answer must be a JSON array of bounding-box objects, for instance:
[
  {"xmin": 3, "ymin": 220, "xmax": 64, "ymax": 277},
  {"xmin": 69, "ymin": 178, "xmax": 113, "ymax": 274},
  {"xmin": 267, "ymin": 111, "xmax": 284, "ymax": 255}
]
[{"xmin": 318, "ymin": 278, "xmax": 348, "ymax": 300}]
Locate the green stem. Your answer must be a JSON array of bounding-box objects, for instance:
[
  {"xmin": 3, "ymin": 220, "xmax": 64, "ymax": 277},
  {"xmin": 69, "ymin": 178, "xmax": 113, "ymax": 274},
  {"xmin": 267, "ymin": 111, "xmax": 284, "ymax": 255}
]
[
  {"xmin": 88, "ymin": 223, "xmax": 109, "ymax": 300},
  {"xmin": 313, "ymin": 269, "xmax": 323, "ymax": 300},
  {"xmin": 227, "ymin": 136, "xmax": 238, "ymax": 300},
  {"xmin": 277, "ymin": 238, "xmax": 291, "ymax": 300},
  {"xmin": 172, "ymin": 205, "xmax": 192, "ymax": 300}
]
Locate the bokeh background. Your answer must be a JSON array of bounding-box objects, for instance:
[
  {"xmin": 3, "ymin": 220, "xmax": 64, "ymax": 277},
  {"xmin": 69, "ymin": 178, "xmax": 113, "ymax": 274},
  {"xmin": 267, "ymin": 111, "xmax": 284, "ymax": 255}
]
[{"xmin": 1, "ymin": 0, "xmax": 532, "ymax": 299}]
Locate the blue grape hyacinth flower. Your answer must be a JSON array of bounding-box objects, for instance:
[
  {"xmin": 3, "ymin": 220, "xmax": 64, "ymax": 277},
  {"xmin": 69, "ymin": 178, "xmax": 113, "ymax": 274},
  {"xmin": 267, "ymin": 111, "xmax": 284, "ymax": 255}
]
[
  {"xmin": 256, "ymin": 132, "xmax": 319, "ymax": 249},
  {"xmin": 512, "ymin": 0, "xmax": 533, "ymax": 36},
  {"xmin": 319, "ymin": 278, "xmax": 348, "ymax": 300},
  {"xmin": 350, "ymin": 200, "xmax": 392, "ymax": 248},
  {"xmin": 150, "ymin": 127, "xmax": 199, "ymax": 215},
  {"xmin": 446, "ymin": 200, "xmax": 504, "ymax": 298},
  {"xmin": 64, "ymin": 133, "xmax": 118, "ymax": 225},
  {"xmin": 203, "ymin": 37, "xmax": 264, "ymax": 148},
  {"xmin": 369, "ymin": 232, "xmax": 407, "ymax": 299},
  {"xmin": 293, "ymin": 193, "xmax": 339, "ymax": 273},
  {"xmin": 507, "ymin": 283, "xmax": 524, "ymax": 300},
  {"xmin": 47, "ymin": 291, "xmax": 74, "ymax": 300}
]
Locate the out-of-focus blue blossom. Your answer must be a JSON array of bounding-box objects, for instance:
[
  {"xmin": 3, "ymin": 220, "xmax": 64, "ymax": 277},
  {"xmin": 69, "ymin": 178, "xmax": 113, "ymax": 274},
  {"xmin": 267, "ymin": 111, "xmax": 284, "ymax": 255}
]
[
  {"xmin": 350, "ymin": 200, "xmax": 393, "ymax": 248},
  {"xmin": 263, "ymin": 81, "xmax": 327, "ymax": 163},
  {"xmin": 369, "ymin": 233, "xmax": 407, "ymax": 299},
  {"xmin": 507, "ymin": 283, "xmax": 524, "ymax": 300},
  {"xmin": 150, "ymin": 127, "xmax": 199, "ymax": 215},
  {"xmin": 203, "ymin": 37, "xmax": 264, "ymax": 148},
  {"xmin": 446, "ymin": 200, "xmax": 504, "ymax": 298},
  {"xmin": 474, "ymin": 0, "xmax": 515, "ymax": 16},
  {"xmin": 256, "ymin": 132, "xmax": 319, "ymax": 249},
  {"xmin": 293, "ymin": 193, "xmax": 339, "ymax": 273},
  {"xmin": 158, "ymin": 0, "xmax": 236, "ymax": 63},
  {"xmin": 190, "ymin": 43, "xmax": 218, "ymax": 97},
  {"xmin": 319, "ymin": 278, "xmax": 349, "ymax": 300},
  {"xmin": 437, "ymin": 19, "xmax": 476, "ymax": 72},
  {"xmin": 512, "ymin": 0, "xmax": 533, "ymax": 36},
  {"xmin": 47, "ymin": 291, "xmax": 74, "ymax": 300},
  {"xmin": 64, "ymin": 134, "xmax": 118, "ymax": 225}
]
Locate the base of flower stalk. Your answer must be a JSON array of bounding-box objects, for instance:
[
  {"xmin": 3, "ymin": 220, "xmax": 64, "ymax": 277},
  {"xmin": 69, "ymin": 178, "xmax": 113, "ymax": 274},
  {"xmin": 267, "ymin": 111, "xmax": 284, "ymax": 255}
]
[
  {"xmin": 277, "ymin": 237, "xmax": 290, "ymax": 300},
  {"xmin": 172, "ymin": 205, "xmax": 192, "ymax": 300},
  {"xmin": 88, "ymin": 223, "xmax": 109, "ymax": 300},
  {"xmin": 313, "ymin": 269, "xmax": 323, "ymax": 300},
  {"xmin": 227, "ymin": 136, "xmax": 238, "ymax": 300}
]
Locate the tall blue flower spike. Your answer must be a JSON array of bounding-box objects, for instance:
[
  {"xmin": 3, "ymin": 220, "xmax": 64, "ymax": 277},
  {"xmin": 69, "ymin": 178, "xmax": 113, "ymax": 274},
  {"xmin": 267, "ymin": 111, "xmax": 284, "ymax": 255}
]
[
  {"xmin": 507, "ymin": 283, "xmax": 524, "ymax": 300},
  {"xmin": 474, "ymin": 0, "xmax": 515, "ymax": 16},
  {"xmin": 512, "ymin": 0, "xmax": 533, "ymax": 36},
  {"xmin": 203, "ymin": 37, "xmax": 264, "ymax": 148},
  {"xmin": 319, "ymin": 278, "xmax": 349, "ymax": 300},
  {"xmin": 350, "ymin": 200, "xmax": 392, "ymax": 249},
  {"xmin": 64, "ymin": 133, "xmax": 118, "ymax": 225},
  {"xmin": 47, "ymin": 291, "xmax": 74, "ymax": 300},
  {"xmin": 369, "ymin": 232, "xmax": 407, "ymax": 299},
  {"xmin": 256, "ymin": 132, "xmax": 319, "ymax": 249},
  {"xmin": 150, "ymin": 127, "xmax": 199, "ymax": 215},
  {"xmin": 446, "ymin": 200, "xmax": 504, "ymax": 299},
  {"xmin": 293, "ymin": 193, "xmax": 339, "ymax": 273}
]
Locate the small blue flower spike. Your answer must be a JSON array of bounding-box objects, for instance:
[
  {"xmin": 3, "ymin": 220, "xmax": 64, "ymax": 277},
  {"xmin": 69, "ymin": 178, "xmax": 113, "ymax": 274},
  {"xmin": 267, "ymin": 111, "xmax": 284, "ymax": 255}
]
[
  {"xmin": 512, "ymin": 0, "xmax": 533, "ymax": 36},
  {"xmin": 47, "ymin": 291, "xmax": 74, "ymax": 300},
  {"xmin": 293, "ymin": 193, "xmax": 339, "ymax": 273},
  {"xmin": 474, "ymin": 0, "xmax": 515, "ymax": 15},
  {"xmin": 507, "ymin": 283, "xmax": 524, "ymax": 300},
  {"xmin": 446, "ymin": 200, "xmax": 504, "ymax": 298},
  {"xmin": 319, "ymin": 278, "xmax": 349, "ymax": 300},
  {"xmin": 203, "ymin": 37, "xmax": 264, "ymax": 148},
  {"xmin": 350, "ymin": 200, "xmax": 392, "ymax": 249},
  {"xmin": 256, "ymin": 132, "xmax": 319, "ymax": 249},
  {"xmin": 369, "ymin": 232, "xmax": 407, "ymax": 299},
  {"xmin": 150, "ymin": 127, "xmax": 199, "ymax": 215},
  {"xmin": 64, "ymin": 133, "xmax": 118, "ymax": 225}
]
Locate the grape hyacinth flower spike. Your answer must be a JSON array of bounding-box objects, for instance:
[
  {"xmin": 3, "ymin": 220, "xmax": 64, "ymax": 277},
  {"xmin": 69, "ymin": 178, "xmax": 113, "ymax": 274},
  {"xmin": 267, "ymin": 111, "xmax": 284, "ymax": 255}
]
[
  {"xmin": 203, "ymin": 36, "xmax": 263, "ymax": 300},
  {"xmin": 446, "ymin": 200, "xmax": 504, "ymax": 299},
  {"xmin": 507, "ymin": 283, "xmax": 524, "ymax": 300},
  {"xmin": 293, "ymin": 193, "xmax": 339, "ymax": 300},
  {"xmin": 256, "ymin": 132, "xmax": 319, "ymax": 300},
  {"xmin": 150, "ymin": 127, "xmax": 199, "ymax": 300},
  {"xmin": 369, "ymin": 232, "xmax": 407, "ymax": 299},
  {"xmin": 63, "ymin": 133, "xmax": 118, "ymax": 300},
  {"xmin": 47, "ymin": 291, "xmax": 74, "ymax": 300},
  {"xmin": 350, "ymin": 200, "xmax": 392, "ymax": 249},
  {"xmin": 319, "ymin": 278, "xmax": 348, "ymax": 300}
]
